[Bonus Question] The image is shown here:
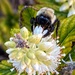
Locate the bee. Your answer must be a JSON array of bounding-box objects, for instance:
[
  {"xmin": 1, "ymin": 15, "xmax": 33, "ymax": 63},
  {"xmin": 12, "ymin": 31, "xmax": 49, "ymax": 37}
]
[{"xmin": 30, "ymin": 7, "xmax": 60, "ymax": 37}]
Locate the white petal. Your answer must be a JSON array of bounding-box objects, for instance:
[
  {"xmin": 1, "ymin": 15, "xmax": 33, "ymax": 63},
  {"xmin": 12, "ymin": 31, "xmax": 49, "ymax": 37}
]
[
  {"xmin": 10, "ymin": 68, "xmax": 15, "ymax": 72},
  {"xmin": 6, "ymin": 48, "xmax": 15, "ymax": 54},
  {"xmin": 43, "ymin": 30, "xmax": 48, "ymax": 36},
  {"xmin": 68, "ymin": 7, "xmax": 75, "ymax": 17},
  {"xmin": 68, "ymin": 0, "xmax": 73, "ymax": 6},
  {"xmin": 60, "ymin": 3, "xmax": 69, "ymax": 11},
  {"xmin": 32, "ymin": 63, "xmax": 39, "ymax": 71},
  {"xmin": 25, "ymin": 66, "xmax": 32, "ymax": 74},
  {"xmin": 12, "ymin": 60, "xmax": 26, "ymax": 74},
  {"xmin": 38, "ymin": 42, "xmax": 54, "ymax": 51},
  {"xmin": 10, "ymin": 37, "xmax": 14, "ymax": 41},
  {"xmin": 33, "ymin": 26, "xmax": 43, "ymax": 35}
]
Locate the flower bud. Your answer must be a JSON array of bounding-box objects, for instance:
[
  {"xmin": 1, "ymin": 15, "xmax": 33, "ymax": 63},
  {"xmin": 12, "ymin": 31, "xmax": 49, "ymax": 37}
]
[
  {"xmin": 5, "ymin": 41, "xmax": 16, "ymax": 48},
  {"xmin": 27, "ymin": 51, "xmax": 36, "ymax": 59},
  {"xmin": 20, "ymin": 27, "xmax": 29, "ymax": 39},
  {"xmin": 28, "ymin": 34, "xmax": 42, "ymax": 44},
  {"xmin": 35, "ymin": 50, "xmax": 50, "ymax": 61},
  {"xmin": 6, "ymin": 48, "xmax": 15, "ymax": 54},
  {"xmin": 38, "ymin": 42, "xmax": 53, "ymax": 51},
  {"xmin": 9, "ymin": 50, "xmax": 18, "ymax": 59}
]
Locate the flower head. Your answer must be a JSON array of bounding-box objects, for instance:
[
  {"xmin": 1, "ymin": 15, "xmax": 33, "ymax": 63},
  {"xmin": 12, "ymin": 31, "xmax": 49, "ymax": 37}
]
[
  {"xmin": 55, "ymin": 0, "xmax": 75, "ymax": 17},
  {"xmin": 5, "ymin": 27, "xmax": 65, "ymax": 75}
]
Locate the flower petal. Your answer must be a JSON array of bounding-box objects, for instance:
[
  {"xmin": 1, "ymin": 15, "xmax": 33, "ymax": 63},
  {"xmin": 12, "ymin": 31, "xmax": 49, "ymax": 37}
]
[
  {"xmin": 5, "ymin": 41, "xmax": 16, "ymax": 48},
  {"xmin": 35, "ymin": 50, "xmax": 50, "ymax": 61},
  {"xmin": 60, "ymin": 3, "xmax": 69, "ymax": 11},
  {"xmin": 28, "ymin": 34, "xmax": 42, "ymax": 44},
  {"xmin": 33, "ymin": 26, "xmax": 43, "ymax": 35},
  {"xmin": 68, "ymin": 7, "xmax": 75, "ymax": 17},
  {"xmin": 27, "ymin": 51, "xmax": 36, "ymax": 59},
  {"xmin": 68, "ymin": 0, "xmax": 73, "ymax": 6},
  {"xmin": 20, "ymin": 27, "xmax": 29, "ymax": 39}
]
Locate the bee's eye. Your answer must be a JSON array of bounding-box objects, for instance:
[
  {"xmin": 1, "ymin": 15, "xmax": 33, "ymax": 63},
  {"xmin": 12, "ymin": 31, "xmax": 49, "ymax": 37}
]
[{"xmin": 36, "ymin": 16, "xmax": 50, "ymax": 25}]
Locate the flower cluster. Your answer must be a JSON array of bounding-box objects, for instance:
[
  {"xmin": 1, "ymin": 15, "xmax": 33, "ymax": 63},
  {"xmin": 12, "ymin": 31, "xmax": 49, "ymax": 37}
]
[
  {"xmin": 55, "ymin": 0, "xmax": 75, "ymax": 17},
  {"xmin": 5, "ymin": 27, "xmax": 65, "ymax": 75}
]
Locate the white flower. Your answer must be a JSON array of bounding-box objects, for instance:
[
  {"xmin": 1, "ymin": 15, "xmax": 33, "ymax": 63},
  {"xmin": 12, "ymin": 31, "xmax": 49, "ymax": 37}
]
[
  {"xmin": 55, "ymin": 0, "xmax": 75, "ymax": 17},
  {"xmin": 5, "ymin": 27, "xmax": 65, "ymax": 75}
]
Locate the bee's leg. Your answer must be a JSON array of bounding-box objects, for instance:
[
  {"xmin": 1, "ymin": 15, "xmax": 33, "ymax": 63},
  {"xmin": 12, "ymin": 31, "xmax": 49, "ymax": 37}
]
[
  {"xmin": 52, "ymin": 19, "xmax": 60, "ymax": 38},
  {"xmin": 56, "ymin": 19, "xmax": 60, "ymax": 38},
  {"xmin": 31, "ymin": 25, "xmax": 33, "ymax": 32},
  {"xmin": 30, "ymin": 17, "xmax": 36, "ymax": 32},
  {"xmin": 72, "ymin": 42, "xmax": 75, "ymax": 47},
  {"xmin": 43, "ymin": 30, "xmax": 50, "ymax": 37}
]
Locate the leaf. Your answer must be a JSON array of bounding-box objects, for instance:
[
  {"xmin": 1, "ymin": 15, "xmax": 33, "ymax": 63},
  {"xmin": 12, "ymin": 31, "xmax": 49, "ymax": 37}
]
[
  {"xmin": 19, "ymin": 6, "xmax": 37, "ymax": 31},
  {"xmin": 58, "ymin": 16, "xmax": 75, "ymax": 54},
  {"xmin": 63, "ymin": 46, "xmax": 75, "ymax": 61},
  {"xmin": 0, "ymin": 0, "xmax": 13, "ymax": 15},
  {"xmin": 0, "ymin": 60, "xmax": 17, "ymax": 75}
]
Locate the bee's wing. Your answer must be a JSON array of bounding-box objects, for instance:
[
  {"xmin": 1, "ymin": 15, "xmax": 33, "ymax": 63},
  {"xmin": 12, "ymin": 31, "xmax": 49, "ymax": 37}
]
[{"xmin": 19, "ymin": 6, "xmax": 37, "ymax": 31}]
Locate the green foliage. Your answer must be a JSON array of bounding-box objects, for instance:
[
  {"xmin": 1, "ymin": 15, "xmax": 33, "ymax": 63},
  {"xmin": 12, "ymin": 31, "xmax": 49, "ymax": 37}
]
[
  {"xmin": 0, "ymin": 60, "xmax": 28, "ymax": 75},
  {"xmin": 63, "ymin": 46, "xmax": 75, "ymax": 61},
  {"xmin": 0, "ymin": 0, "xmax": 19, "ymax": 46},
  {"xmin": 0, "ymin": 0, "xmax": 13, "ymax": 15},
  {"xmin": 0, "ymin": 60, "xmax": 17, "ymax": 75},
  {"xmin": 10, "ymin": 28, "xmax": 20, "ymax": 36},
  {"xmin": 19, "ymin": 6, "xmax": 37, "ymax": 31},
  {"xmin": 58, "ymin": 16, "xmax": 75, "ymax": 55}
]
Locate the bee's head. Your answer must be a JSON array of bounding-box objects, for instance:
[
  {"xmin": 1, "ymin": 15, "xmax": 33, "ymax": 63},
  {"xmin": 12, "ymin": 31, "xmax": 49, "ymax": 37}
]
[
  {"xmin": 36, "ymin": 14, "xmax": 51, "ymax": 26},
  {"xmin": 36, "ymin": 7, "xmax": 56, "ymax": 24}
]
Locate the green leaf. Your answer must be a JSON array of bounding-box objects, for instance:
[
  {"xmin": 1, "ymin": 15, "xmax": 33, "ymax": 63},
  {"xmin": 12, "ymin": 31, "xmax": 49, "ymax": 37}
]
[
  {"xmin": 58, "ymin": 16, "xmax": 75, "ymax": 54},
  {"xmin": 0, "ymin": 0, "xmax": 13, "ymax": 15},
  {"xmin": 63, "ymin": 46, "xmax": 75, "ymax": 61},
  {"xmin": 0, "ymin": 60, "xmax": 30, "ymax": 75},
  {"xmin": 20, "ymin": 6, "xmax": 37, "ymax": 31},
  {"xmin": 0, "ymin": 60, "xmax": 17, "ymax": 75}
]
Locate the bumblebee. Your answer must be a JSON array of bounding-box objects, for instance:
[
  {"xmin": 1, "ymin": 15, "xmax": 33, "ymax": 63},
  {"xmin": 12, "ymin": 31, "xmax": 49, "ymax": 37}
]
[{"xmin": 30, "ymin": 7, "xmax": 60, "ymax": 37}]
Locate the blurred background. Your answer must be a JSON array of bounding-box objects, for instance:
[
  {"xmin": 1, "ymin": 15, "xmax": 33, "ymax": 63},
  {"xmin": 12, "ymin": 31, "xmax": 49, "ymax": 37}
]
[{"xmin": 0, "ymin": 0, "xmax": 37, "ymax": 61}]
